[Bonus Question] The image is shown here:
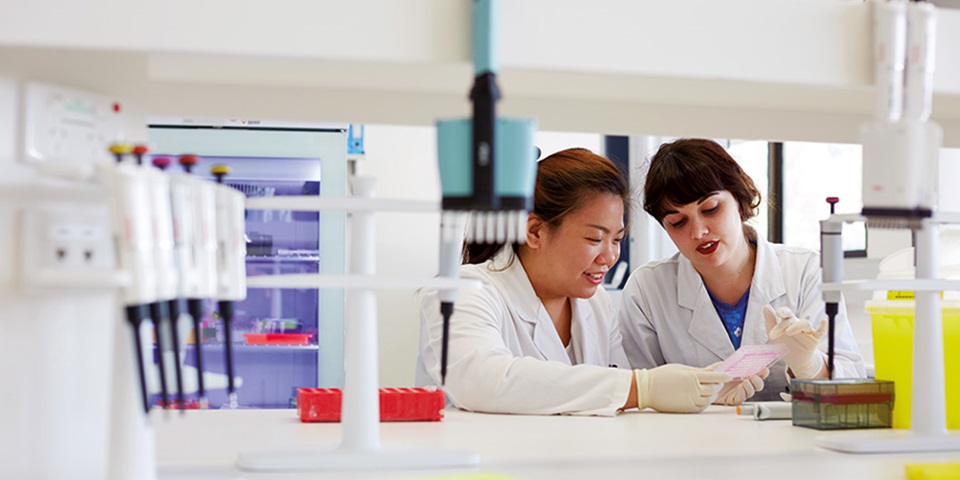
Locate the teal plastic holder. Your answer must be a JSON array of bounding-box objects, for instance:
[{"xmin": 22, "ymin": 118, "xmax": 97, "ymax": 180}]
[
  {"xmin": 436, "ymin": 117, "xmax": 537, "ymax": 202},
  {"xmin": 472, "ymin": 0, "xmax": 498, "ymax": 74}
]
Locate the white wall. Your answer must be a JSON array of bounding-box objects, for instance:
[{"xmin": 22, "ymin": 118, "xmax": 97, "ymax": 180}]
[
  {"xmin": 353, "ymin": 125, "xmax": 439, "ymax": 387},
  {"xmin": 357, "ymin": 125, "xmax": 601, "ymax": 386},
  {"xmin": 0, "ymin": 76, "xmax": 147, "ymax": 479}
]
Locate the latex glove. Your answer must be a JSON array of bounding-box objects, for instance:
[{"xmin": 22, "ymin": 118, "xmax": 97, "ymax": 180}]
[
  {"xmin": 635, "ymin": 364, "xmax": 732, "ymax": 413},
  {"xmin": 763, "ymin": 304, "xmax": 827, "ymax": 379},
  {"xmin": 714, "ymin": 367, "xmax": 769, "ymax": 406}
]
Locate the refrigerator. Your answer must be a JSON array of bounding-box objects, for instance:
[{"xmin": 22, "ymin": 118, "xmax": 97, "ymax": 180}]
[{"xmin": 148, "ymin": 120, "xmax": 347, "ymax": 408}]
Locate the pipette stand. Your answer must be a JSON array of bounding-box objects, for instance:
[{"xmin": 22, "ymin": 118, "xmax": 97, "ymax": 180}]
[
  {"xmin": 236, "ymin": 176, "xmax": 480, "ymax": 471},
  {"xmin": 817, "ymin": 216, "xmax": 960, "ymax": 453}
]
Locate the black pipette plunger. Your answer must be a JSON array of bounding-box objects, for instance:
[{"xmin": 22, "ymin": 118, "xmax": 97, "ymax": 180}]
[
  {"xmin": 132, "ymin": 144, "xmax": 149, "ymax": 166},
  {"xmin": 149, "ymin": 301, "xmax": 172, "ymax": 409},
  {"xmin": 124, "ymin": 305, "xmax": 151, "ymax": 414},
  {"xmin": 152, "ymin": 156, "xmax": 171, "ymax": 171},
  {"xmin": 212, "ymin": 164, "xmax": 238, "ymax": 407},
  {"xmin": 109, "ymin": 143, "xmax": 132, "ymax": 164},
  {"xmin": 211, "ymin": 164, "xmax": 228, "ymax": 184},
  {"xmin": 179, "ymin": 154, "xmax": 198, "ymax": 174},
  {"xmin": 166, "ymin": 298, "xmax": 187, "ymax": 411},
  {"xmin": 217, "ymin": 300, "xmax": 237, "ymax": 407},
  {"xmin": 440, "ymin": 302, "xmax": 453, "ymax": 386},
  {"xmin": 187, "ymin": 298, "xmax": 207, "ymax": 407}
]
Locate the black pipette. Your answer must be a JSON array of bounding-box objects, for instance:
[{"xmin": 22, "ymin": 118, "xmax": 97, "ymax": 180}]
[
  {"xmin": 124, "ymin": 305, "xmax": 151, "ymax": 414},
  {"xmin": 187, "ymin": 298, "xmax": 207, "ymax": 407},
  {"xmin": 217, "ymin": 300, "xmax": 238, "ymax": 408},
  {"xmin": 149, "ymin": 302, "xmax": 172, "ymax": 409},
  {"xmin": 164, "ymin": 297, "xmax": 187, "ymax": 411}
]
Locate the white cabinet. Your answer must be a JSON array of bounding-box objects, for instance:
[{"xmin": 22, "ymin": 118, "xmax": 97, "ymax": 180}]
[{"xmin": 148, "ymin": 122, "xmax": 347, "ymax": 407}]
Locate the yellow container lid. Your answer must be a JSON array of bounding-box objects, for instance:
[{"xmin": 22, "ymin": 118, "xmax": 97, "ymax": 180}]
[
  {"xmin": 906, "ymin": 462, "xmax": 960, "ymax": 480},
  {"xmin": 865, "ymin": 299, "xmax": 960, "ymax": 315}
]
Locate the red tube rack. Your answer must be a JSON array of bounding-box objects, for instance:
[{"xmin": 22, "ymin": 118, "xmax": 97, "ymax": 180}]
[{"xmin": 297, "ymin": 387, "xmax": 445, "ymax": 422}]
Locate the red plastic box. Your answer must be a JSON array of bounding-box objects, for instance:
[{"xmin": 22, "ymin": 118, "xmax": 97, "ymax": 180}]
[
  {"xmin": 297, "ymin": 387, "xmax": 445, "ymax": 422},
  {"xmin": 243, "ymin": 333, "xmax": 313, "ymax": 345}
]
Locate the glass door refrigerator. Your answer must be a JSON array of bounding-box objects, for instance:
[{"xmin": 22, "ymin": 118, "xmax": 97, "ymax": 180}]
[{"xmin": 148, "ymin": 120, "xmax": 346, "ymax": 408}]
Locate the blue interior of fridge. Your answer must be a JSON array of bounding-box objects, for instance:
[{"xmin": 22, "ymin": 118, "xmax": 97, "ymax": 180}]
[{"xmin": 148, "ymin": 124, "xmax": 347, "ymax": 409}]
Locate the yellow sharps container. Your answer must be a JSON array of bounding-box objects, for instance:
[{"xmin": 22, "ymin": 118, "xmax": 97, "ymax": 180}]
[{"xmin": 868, "ymin": 296, "xmax": 960, "ymax": 429}]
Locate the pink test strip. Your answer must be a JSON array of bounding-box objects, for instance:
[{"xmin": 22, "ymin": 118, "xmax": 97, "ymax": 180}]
[{"xmin": 715, "ymin": 344, "xmax": 786, "ymax": 380}]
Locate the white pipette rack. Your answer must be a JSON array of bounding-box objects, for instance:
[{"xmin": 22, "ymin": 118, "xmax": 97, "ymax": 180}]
[
  {"xmin": 817, "ymin": 214, "xmax": 960, "ymax": 453},
  {"xmin": 236, "ymin": 176, "xmax": 480, "ymax": 471},
  {"xmin": 814, "ymin": 0, "xmax": 960, "ymax": 453}
]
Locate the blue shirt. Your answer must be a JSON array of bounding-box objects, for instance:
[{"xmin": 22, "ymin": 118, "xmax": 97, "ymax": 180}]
[{"xmin": 706, "ymin": 286, "xmax": 750, "ymax": 349}]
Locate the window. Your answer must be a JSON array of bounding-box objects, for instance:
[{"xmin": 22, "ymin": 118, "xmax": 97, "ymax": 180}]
[
  {"xmin": 721, "ymin": 140, "xmax": 866, "ymax": 255},
  {"xmin": 782, "ymin": 142, "xmax": 866, "ymax": 255},
  {"xmin": 726, "ymin": 140, "xmax": 770, "ymax": 239}
]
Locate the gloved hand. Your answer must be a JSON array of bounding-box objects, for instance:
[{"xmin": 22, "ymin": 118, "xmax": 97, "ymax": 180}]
[
  {"xmin": 714, "ymin": 368, "xmax": 769, "ymax": 406},
  {"xmin": 763, "ymin": 304, "xmax": 828, "ymax": 379},
  {"xmin": 635, "ymin": 364, "xmax": 732, "ymax": 413}
]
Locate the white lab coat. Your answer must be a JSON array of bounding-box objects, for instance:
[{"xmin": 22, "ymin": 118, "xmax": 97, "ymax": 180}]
[
  {"xmin": 618, "ymin": 236, "xmax": 865, "ymax": 401},
  {"xmin": 415, "ymin": 248, "xmax": 634, "ymax": 416}
]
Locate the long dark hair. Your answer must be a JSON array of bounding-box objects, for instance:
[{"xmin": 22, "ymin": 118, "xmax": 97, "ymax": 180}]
[
  {"xmin": 465, "ymin": 148, "xmax": 630, "ymax": 264},
  {"xmin": 643, "ymin": 138, "xmax": 761, "ymax": 225}
]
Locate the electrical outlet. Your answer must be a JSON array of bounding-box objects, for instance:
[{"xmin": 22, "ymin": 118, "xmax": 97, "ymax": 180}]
[{"xmin": 19, "ymin": 204, "xmax": 120, "ymax": 289}]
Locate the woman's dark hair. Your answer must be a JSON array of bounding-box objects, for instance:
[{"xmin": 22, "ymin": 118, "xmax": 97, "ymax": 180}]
[
  {"xmin": 643, "ymin": 138, "xmax": 761, "ymax": 224},
  {"xmin": 465, "ymin": 148, "xmax": 630, "ymax": 264}
]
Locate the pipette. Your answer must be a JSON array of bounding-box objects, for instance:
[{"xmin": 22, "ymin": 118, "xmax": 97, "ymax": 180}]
[
  {"xmin": 437, "ymin": 214, "xmax": 466, "ymax": 385},
  {"xmin": 434, "ymin": 0, "xmax": 537, "ymax": 386},
  {"xmin": 211, "ymin": 165, "xmax": 247, "ymax": 408},
  {"xmin": 106, "ymin": 143, "xmax": 158, "ymax": 414},
  {"xmin": 177, "ymin": 153, "xmax": 214, "ymax": 408},
  {"xmin": 820, "ymin": 197, "xmax": 843, "ymax": 379},
  {"xmin": 151, "ymin": 154, "xmax": 188, "ymax": 410},
  {"xmin": 135, "ymin": 146, "xmax": 185, "ymax": 410}
]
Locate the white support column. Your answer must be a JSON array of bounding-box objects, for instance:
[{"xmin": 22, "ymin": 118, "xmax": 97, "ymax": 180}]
[
  {"xmin": 340, "ymin": 176, "xmax": 380, "ymax": 451},
  {"xmin": 913, "ymin": 218, "xmax": 947, "ymax": 436}
]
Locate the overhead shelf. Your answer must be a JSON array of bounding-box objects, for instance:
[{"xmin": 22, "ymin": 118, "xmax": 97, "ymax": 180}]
[{"xmin": 2, "ymin": 0, "xmax": 960, "ymax": 144}]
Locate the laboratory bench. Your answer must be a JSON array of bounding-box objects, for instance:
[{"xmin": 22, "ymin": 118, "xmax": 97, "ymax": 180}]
[{"xmin": 154, "ymin": 407, "xmax": 960, "ymax": 480}]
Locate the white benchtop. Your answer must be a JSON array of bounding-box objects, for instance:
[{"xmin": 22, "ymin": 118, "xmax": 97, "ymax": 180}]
[{"xmin": 153, "ymin": 407, "xmax": 960, "ymax": 479}]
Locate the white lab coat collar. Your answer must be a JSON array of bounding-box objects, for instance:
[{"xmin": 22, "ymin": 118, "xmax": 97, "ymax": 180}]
[
  {"xmin": 678, "ymin": 236, "xmax": 787, "ymax": 359},
  {"xmin": 487, "ymin": 247, "xmax": 599, "ymax": 365},
  {"xmin": 570, "ymin": 297, "xmax": 606, "ymax": 366},
  {"xmin": 743, "ymin": 237, "xmax": 787, "ymax": 344}
]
